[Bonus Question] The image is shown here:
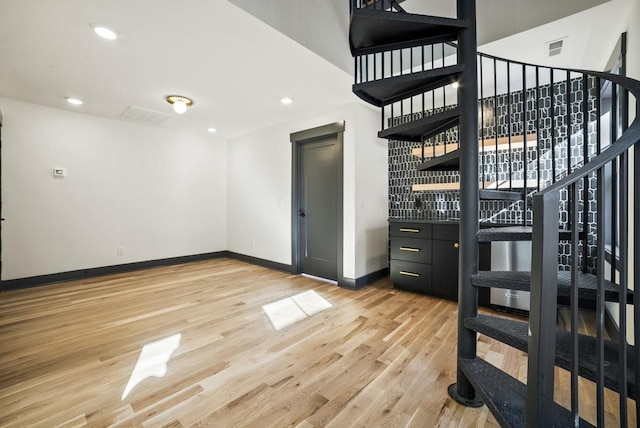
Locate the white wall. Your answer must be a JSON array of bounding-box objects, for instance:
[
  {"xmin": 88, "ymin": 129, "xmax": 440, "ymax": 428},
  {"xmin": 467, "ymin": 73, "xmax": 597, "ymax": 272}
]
[
  {"xmin": 1, "ymin": 97, "xmax": 227, "ymax": 280},
  {"xmin": 227, "ymin": 102, "xmax": 388, "ymax": 281},
  {"xmin": 479, "ymin": 0, "xmax": 632, "ymax": 72},
  {"xmin": 353, "ymin": 103, "xmax": 388, "ymax": 278}
]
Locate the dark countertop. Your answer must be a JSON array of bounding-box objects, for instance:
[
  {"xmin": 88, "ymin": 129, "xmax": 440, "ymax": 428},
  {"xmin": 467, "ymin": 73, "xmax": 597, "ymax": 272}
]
[
  {"xmin": 389, "ymin": 218, "xmax": 517, "ymax": 228},
  {"xmin": 388, "ymin": 218, "xmax": 460, "ymax": 225}
]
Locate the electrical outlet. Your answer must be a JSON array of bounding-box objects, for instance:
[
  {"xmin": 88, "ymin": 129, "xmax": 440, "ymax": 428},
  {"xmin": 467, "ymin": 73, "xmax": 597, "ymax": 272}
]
[
  {"xmin": 117, "ymin": 246, "xmax": 125, "ymax": 256},
  {"xmin": 250, "ymin": 240, "xmax": 255, "ymax": 249}
]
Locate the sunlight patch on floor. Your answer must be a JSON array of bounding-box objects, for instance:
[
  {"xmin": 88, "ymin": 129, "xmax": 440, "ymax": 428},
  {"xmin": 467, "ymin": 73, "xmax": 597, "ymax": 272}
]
[
  {"xmin": 122, "ymin": 333, "xmax": 181, "ymax": 400},
  {"xmin": 263, "ymin": 290, "xmax": 332, "ymax": 330}
]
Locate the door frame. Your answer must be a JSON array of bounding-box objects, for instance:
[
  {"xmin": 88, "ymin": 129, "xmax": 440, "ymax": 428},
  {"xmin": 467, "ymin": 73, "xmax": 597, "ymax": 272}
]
[{"xmin": 291, "ymin": 121, "xmax": 344, "ymax": 284}]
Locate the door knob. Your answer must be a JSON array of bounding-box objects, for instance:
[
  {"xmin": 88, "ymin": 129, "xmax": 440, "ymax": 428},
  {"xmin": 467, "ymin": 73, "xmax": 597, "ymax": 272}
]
[{"xmin": 299, "ymin": 209, "xmax": 306, "ymax": 217}]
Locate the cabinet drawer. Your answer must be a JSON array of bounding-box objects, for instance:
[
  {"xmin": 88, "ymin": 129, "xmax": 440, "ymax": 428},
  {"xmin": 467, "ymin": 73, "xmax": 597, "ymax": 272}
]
[
  {"xmin": 390, "ymin": 260, "xmax": 431, "ymax": 293},
  {"xmin": 433, "ymin": 224, "xmax": 459, "ymax": 241},
  {"xmin": 390, "ymin": 237, "xmax": 432, "ymax": 263},
  {"xmin": 390, "ymin": 222, "xmax": 432, "ymax": 239}
]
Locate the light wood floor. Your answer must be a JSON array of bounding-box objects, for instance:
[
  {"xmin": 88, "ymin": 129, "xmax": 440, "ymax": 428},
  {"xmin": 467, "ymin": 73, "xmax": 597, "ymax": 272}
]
[{"xmin": 0, "ymin": 258, "xmax": 631, "ymax": 427}]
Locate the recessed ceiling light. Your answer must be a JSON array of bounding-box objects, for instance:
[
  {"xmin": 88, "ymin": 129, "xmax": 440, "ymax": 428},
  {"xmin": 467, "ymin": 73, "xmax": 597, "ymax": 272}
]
[
  {"xmin": 207, "ymin": 128, "xmax": 217, "ymax": 133},
  {"xmin": 280, "ymin": 97, "xmax": 293, "ymax": 105},
  {"xmin": 91, "ymin": 24, "xmax": 119, "ymax": 40},
  {"xmin": 66, "ymin": 97, "xmax": 83, "ymax": 105}
]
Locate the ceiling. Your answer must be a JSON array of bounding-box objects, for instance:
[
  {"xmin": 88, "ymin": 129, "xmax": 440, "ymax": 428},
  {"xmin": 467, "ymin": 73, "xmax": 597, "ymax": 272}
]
[
  {"xmin": 0, "ymin": 0, "xmax": 616, "ymax": 139},
  {"xmin": 402, "ymin": 0, "xmax": 612, "ymax": 46},
  {"xmin": 0, "ymin": 0, "xmax": 355, "ymax": 139}
]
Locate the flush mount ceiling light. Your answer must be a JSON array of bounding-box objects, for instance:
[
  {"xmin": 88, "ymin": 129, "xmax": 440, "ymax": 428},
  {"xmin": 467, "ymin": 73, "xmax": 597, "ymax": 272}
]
[
  {"xmin": 207, "ymin": 127, "xmax": 217, "ymax": 133},
  {"xmin": 91, "ymin": 23, "xmax": 119, "ymax": 40},
  {"xmin": 166, "ymin": 95, "xmax": 193, "ymax": 114},
  {"xmin": 66, "ymin": 97, "xmax": 83, "ymax": 105},
  {"xmin": 280, "ymin": 97, "xmax": 293, "ymax": 105}
]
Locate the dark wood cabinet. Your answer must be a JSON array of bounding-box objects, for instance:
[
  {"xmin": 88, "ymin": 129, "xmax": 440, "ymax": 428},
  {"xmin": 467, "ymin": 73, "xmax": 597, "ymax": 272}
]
[
  {"xmin": 431, "ymin": 238, "xmax": 460, "ymax": 299},
  {"xmin": 389, "ymin": 221, "xmax": 433, "ymax": 295},
  {"xmin": 389, "ymin": 220, "xmax": 490, "ymax": 301}
]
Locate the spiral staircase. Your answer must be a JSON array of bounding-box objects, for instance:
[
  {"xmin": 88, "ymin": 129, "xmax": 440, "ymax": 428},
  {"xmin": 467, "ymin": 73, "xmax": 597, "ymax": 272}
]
[{"xmin": 349, "ymin": 0, "xmax": 640, "ymax": 426}]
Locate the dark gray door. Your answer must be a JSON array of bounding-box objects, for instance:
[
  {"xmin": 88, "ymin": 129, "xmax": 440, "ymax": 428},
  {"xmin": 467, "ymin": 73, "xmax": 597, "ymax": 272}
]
[{"xmin": 300, "ymin": 136, "xmax": 338, "ymax": 280}]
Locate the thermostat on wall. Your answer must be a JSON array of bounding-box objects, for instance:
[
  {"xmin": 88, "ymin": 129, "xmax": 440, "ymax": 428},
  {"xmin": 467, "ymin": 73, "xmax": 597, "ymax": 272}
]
[{"xmin": 52, "ymin": 167, "xmax": 67, "ymax": 177}]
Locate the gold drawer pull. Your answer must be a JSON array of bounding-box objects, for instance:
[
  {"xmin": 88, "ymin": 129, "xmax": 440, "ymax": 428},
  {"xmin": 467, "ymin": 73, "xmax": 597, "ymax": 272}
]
[
  {"xmin": 399, "ymin": 271, "xmax": 420, "ymax": 277},
  {"xmin": 399, "ymin": 228, "xmax": 420, "ymax": 233},
  {"xmin": 400, "ymin": 247, "xmax": 420, "ymax": 252}
]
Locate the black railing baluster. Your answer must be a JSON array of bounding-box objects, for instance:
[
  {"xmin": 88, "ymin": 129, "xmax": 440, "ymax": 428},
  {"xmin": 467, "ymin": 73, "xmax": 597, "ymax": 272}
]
[
  {"xmin": 422, "ymin": 45, "xmax": 425, "ymax": 72},
  {"xmin": 410, "ymin": 46, "xmax": 413, "ymax": 76},
  {"xmin": 566, "ymin": 73, "xmax": 571, "ymax": 174},
  {"xmin": 354, "ymin": 57, "xmax": 357, "ymax": 84},
  {"xmin": 582, "ymin": 74, "xmax": 589, "ymax": 272},
  {"xmin": 610, "ymin": 83, "xmax": 618, "ymax": 292},
  {"xmin": 536, "ymin": 67, "xmax": 541, "ymax": 192},
  {"xmin": 373, "ymin": 52, "xmax": 377, "ymax": 81},
  {"xmin": 431, "ymin": 45, "xmax": 435, "ymax": 70},
  {"xmin": 507, "ymin": 62, "xmax": 512, "ymax": 191},
  {"xmin": 522, "ymin": 65, "xmax": 528, "ymax": 222},
  {"xmin": 400, "ymin": 48, "xmax": 403, "ymax": 76},
  {"xmin": 494, "ymin": 58, "xmax": 499, "ymax": 185},
  {"xmin": 619, "ymin": 148, "xmax": 628, "ymax": 427},
  {"xmin": 480, "ymin": 55, "xmax": 485, "ymax": 188},
  {"xmin": 596, "ymin": 164, "xmax": 605, "ymax": 428},
  {"xmin": 551, "ymin": 70, "xmax": 556, "ymax": 183},
  {"xmin": 596, "ymin": 77, "xmax": 602, "ymax": 155},
  {"xmin": 570, "ymin": 182, "xmax": 580, "ymax": 426}
]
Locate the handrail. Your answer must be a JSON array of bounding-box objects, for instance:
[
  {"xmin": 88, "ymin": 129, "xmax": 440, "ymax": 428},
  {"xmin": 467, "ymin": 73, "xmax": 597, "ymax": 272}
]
[{"xmin": 527, "ymin": 66, "xmax": 640, "ymax": 425}]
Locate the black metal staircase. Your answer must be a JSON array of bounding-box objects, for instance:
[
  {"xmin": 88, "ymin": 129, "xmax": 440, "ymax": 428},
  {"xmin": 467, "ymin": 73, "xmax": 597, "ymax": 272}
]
[{"xmin": 350, "ymin": 0, "xmax": 640, "ymax": 426}]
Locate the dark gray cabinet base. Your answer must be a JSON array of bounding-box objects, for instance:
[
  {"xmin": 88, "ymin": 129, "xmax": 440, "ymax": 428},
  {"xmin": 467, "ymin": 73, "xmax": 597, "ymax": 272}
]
[{"xmin": 389, "ymin": 220, "xmax": 490, "ymax": 302}]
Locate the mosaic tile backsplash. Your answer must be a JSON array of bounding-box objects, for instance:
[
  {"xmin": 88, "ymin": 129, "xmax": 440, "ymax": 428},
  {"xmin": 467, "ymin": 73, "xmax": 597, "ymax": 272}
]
[{"xmin": 388, "ymin": 77, "xmax": 601, "ymax": 271}]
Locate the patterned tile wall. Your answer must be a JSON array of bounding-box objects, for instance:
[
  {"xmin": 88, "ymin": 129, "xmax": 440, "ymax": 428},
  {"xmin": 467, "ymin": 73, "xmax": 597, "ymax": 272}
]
[{"xmin": 388, "ymin": 76, "xmax": 600, "ymax": 271}]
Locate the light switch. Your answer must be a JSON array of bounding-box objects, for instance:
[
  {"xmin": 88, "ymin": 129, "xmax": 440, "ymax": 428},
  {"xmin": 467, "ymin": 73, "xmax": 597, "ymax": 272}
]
[{"xmin": 52, "ymin": 167, "xmax": 67, "ymax": 177}]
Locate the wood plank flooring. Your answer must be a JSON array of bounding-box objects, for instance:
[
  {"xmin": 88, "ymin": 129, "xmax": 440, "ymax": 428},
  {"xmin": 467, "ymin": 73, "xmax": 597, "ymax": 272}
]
[{"xmin": 0, "ymin": 258, "xmax": 630, "ymax": 427}]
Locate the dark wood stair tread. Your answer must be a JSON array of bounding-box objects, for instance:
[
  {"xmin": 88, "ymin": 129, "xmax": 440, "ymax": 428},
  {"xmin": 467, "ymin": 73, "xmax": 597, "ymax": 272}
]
[
  {"xmin": 350, "ymin": 9, "xmax": 467, "ymax": 55},
  {"xmin": 416, "ymin": 148, "xmax": 460, "ymax": 171},
  {"xmin": 465, "ymin": 314, "xmax": 636, "ymax": 398},
  {"xmin": 459, "ymin": 357, "xmax": 595, "ymax": 427},
  {"xmin": 353, "ymin": 65, "xmax": 464, "ymax": 107},
  {"xmin": 472, "ymin": 270, "xmax": 633, "ymax": 303},
  {"xmin": 478, "ymin": 189, "xmax": 523, "ymax": 201},
  {"xmin": 476, "ymin": 225, "xmax": 573, "ymax": 242},
  {"xmin": 378, "ymin": 107, "xmax": 459, "ymax": 142}
]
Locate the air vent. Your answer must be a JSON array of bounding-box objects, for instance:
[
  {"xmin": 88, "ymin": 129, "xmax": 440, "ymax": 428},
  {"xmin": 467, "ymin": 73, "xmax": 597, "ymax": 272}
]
[
  {"xmin": 546, "ymin": 38, "xmax": 566, "ymax": 57},
  {"xmin": 120, "ymin": 105, "xmax": 172, "ymax": 126}
]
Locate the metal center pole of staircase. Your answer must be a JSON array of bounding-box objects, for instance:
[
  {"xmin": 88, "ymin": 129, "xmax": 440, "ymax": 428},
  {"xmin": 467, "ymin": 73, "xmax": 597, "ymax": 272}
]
[{"xmin": 447, "ymin": 0, "xmax": 482, "ymax": 407}]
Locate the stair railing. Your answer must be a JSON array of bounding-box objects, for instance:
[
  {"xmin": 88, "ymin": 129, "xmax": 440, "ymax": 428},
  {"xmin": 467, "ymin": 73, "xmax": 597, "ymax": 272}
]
[
  {"xmin": 528, "ymin": 71, "xmax": 640, "ymax": 426},
  {"xmin": 350, "ymin": 0, "xmax": 405, "ymax": 13},
  {"xmin": 350, "ymin": 0, "xmax": 640, "ymax": 423}
]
